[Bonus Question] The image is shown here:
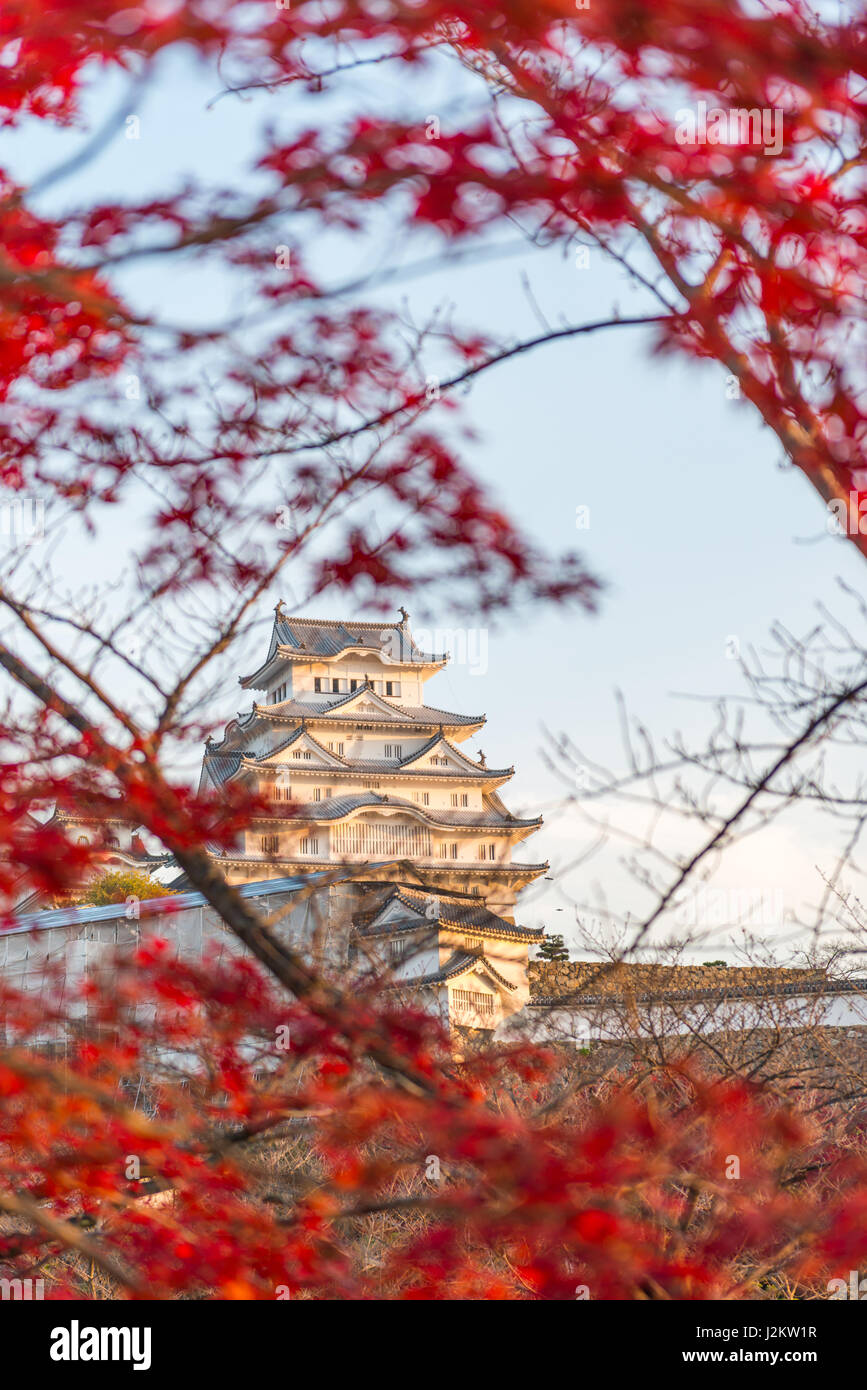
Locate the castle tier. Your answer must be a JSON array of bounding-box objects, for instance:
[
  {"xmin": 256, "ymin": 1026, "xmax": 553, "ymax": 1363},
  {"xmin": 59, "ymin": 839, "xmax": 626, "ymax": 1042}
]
[{"xmin": 199, "ymin": 607, "xmax": 548, "ymax": 920}]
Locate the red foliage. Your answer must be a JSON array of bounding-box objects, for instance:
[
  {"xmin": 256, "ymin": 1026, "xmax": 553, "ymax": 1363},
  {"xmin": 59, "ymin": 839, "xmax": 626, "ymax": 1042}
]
[
  {"xmin": 2, "ymin": 950, "xmax": 866, "ymax": 1300},
  {"xmin": 2, "ymin": 0, "xmax": 867, "ymax": 1301}
]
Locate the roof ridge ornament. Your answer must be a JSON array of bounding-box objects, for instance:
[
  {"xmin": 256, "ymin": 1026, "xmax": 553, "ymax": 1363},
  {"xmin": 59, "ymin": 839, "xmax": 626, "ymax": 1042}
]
[
  {"xmin": 478, "ymin": 748, "xmax": 486, "ymax": 768},
  {"xmin": 398, "ymin": 606, "xmax": 409, "ymax": 627},
  {"xmin": 274, "ymin": 599, "xmax": 286, "ymax": 621}
]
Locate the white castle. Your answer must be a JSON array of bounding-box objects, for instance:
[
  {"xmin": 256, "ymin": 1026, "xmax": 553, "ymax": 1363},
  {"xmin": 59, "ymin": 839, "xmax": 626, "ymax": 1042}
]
[{"xmin": 196, "ymin": 605, "xmax": 546, "ymax": 1027}]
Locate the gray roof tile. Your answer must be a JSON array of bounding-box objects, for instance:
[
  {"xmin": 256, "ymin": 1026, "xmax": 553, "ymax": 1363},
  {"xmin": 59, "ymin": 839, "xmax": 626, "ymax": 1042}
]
[
  {"xmin": 251, "ymin": 694, "xmax": 483, "ymax": 727},
  {"xmin": 356, "ymin": 886, "xmax": 543, "ymax": 940},
  {"xmin": 1, "ymin": 869, "xmax": 341, "ymax": 936},
  {"xmin": 260, "ymin": 790, "xmax": 540, "ymax": 828},
  {"xmin": 240, "ymin": 614, "xmax": 447, "ymax": 685},
  {"xmin": 414, "ymin": 950, "xmax": 517, "ymax": 990}
]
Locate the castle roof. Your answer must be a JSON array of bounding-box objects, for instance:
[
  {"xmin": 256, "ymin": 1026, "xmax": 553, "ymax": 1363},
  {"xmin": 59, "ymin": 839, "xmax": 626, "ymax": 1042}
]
[
  {"xmin": 3, "ymin": 870, "xmax": 344, "ymax": 936},
  {"xmin": 258, "ymin": 790, "xmax": 541, "ymax": 831},
  {"xmin": 51, "ymin": 803, "xmax": 136, "ymax": 827},
  {"xmin": 257, "ymin": 688, "xmax": 483, "ymax": 726},
  {"xmin": 243, "ymin": 726, "xmax": 506, "ymax": 776},
  {"xmin": 240, "ymin": 612, "xmax": 447, "ymax": 688},
  {"xmin": 413, "ymin": 950, "xmax": 518, "ymax": 991},
  {"xmin": 210, "ymin": 689, "xmax": 485, "ymax": 751},
  {"xmin": 201, "ymin": 753, "xmax": 244, "ymax": 787},
  {"xmin": 355, "ymin": 885, "xmax": 544, "ymax": 941},
  {"xmin": 397, "ymin": 732, "xmax": 509, "ymax": 775},
  {"xmin": 215, "ymin": 851, "xmax": 549, "ymax": 880},
  {"xmin": 204, "ymin": 728, "xmax": 509, "ymax": 788}
]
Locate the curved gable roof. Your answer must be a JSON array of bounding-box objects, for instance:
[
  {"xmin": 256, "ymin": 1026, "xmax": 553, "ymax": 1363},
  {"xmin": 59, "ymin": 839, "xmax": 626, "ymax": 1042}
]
[
  {"xmin": 399, "ymin": 732, "xmax": 510, "ymax": 777},
  {"xmin": 210, "ymin": 691, "xmax": 485, "ymax": 750},
  {"xmin": 263, "ymin": 790, "xmax": 541, "ymax": 831},
  {"xmin": 240, "ymin": 613, "xmax": 447, "ymax": 687},
  {"xmin": 414, "ymin": 951, "xmax": 518, "ymax": 992},
  {"xmin": 357, "ymin": 886, "xmax": 544, "ymax": 941}
]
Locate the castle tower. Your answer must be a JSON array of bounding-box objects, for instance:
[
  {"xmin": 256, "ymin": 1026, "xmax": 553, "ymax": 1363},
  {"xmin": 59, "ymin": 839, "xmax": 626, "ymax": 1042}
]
[{"xmin": 199, "ymin": 607, "xmax": 546, "ymax": 1027}]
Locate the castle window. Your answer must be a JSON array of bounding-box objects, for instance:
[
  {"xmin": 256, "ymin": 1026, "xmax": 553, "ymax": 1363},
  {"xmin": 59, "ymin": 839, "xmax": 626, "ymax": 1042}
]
[
  {"xmin": 299, "ymin": 836, "xmax": 320, "ymax": 855},
  {"xmin": 450, "ymin": 793, "xmax": 458, "ymax": 806},
  {"xmin": 314, "ymin": 678, "xmax": 323, "ymax": 693},
  {"xmin": 422, "ymin": 792, "xmax": 430, "ymax": 805},
  {"xmin": 327, "ymin": 741, "xmax": 345, "ymax": 755},
  {"xmin": 274, "ymin": 783, "xmax": 291, "ymax": 801},
  {"xmin": 450, "ymin": 843, "xmax": 459, "ymax": 860},
  {"xmin": 384, "ymin": 743, "xmax": 402, "ymax": 759},
  {"xmin": 452, "ymin": 988, "xmax": 494, "ymax": 1017},
  {"xmin": 478, "ymin": 844, "xmax": 496, "ymax": 861},
  {"xmin": 260, "ymin": 835, "xmax": 279, "ymax": 854},
  {"xmin": 385, "ymin": 681, "xmax": 401, "ymax": 698},
  {"xmin": 373, "ymin": 681, "xmax": 384, "ymax": 695},
  {"xmin": 461, "ymin": 793, "xmax": 468, "ymax": 807},
  {"xmin": 363, "ymin": 780, "xmax": 381, "ymax": 790},
  {"xmin": 388, "ymin": 939, "xmax": 407, "ymax": 963},
  {"xmin": 332, "ymin": 823, "xmax": 431, "ymax": 857}
]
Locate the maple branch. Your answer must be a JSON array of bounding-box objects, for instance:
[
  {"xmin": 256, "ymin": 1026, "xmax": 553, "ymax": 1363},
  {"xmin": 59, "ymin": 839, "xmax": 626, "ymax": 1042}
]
[{"xmin": 268, "ymin": 313, "xmax": 672, "ymax": 458}]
